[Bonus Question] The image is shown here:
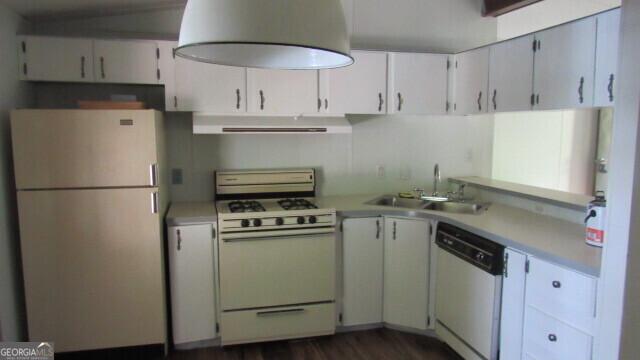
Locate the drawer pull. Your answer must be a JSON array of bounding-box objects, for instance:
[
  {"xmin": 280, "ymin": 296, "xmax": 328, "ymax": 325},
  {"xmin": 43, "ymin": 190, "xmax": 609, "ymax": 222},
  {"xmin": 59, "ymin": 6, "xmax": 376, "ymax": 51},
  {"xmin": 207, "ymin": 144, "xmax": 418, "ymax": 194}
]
[
  {"xmin": 548, "ymin": 334, "xmax": 558, "ymax": 342},
  {"xmin": 256, "ymin": 308, "xmax": 305, "ymax": 317},
  {"xmin": 552, "ymin": 280, "xmax": 562, "ymax": 288}
]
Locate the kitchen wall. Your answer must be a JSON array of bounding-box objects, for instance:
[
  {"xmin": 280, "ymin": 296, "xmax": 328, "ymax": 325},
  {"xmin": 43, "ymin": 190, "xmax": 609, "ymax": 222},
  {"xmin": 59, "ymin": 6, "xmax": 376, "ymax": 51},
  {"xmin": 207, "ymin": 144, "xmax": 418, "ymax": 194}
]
[
  {"xmin": 0, "ymin": 3, "xmax": 32, "ymax": 341},
  {"xmin": 167, "ymin": 114, "xmax": 494, "ymax": 201}
]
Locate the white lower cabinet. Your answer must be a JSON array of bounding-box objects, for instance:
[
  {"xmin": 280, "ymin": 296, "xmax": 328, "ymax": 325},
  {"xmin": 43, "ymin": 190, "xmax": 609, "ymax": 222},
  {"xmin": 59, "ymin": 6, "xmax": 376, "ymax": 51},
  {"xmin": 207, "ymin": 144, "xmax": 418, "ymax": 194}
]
[
  {"xmin": 168, "ymin": 224, "xmax": 217, "ymax": 345},
  {"xmin": 383, "ymin": 217, "xmax": 430, "ymax": 330},
  {"xmin": 341, "ymin": 217, "xmax": 384, "ymax": 326},
  {"xmin": 500, "ymin": 250, "xmax": 598, "ymax": 360}
]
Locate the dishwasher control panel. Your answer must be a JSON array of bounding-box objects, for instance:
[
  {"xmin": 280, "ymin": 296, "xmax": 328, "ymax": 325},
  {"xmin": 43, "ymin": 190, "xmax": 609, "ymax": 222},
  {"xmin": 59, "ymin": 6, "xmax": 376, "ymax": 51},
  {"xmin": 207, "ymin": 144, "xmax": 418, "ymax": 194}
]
[{"xmin": 436, "ymin": 223, "xmax": 505, "ymax": 275}]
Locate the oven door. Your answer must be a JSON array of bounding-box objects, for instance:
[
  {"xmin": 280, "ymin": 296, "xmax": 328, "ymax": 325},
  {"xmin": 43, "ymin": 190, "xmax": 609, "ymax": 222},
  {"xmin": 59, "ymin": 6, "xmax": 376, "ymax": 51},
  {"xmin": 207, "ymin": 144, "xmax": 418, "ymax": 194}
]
[{"xmin": 219, "ymin": 228, "xmax": 336, "ymax": 311}]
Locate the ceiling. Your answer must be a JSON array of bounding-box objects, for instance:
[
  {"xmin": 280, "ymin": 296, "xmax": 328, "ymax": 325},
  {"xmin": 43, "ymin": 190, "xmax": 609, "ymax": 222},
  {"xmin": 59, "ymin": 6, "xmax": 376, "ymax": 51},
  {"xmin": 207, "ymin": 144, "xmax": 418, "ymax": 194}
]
[{"xmin": 0, "ymin": 0, "xmax": 187, "ymax": 20}]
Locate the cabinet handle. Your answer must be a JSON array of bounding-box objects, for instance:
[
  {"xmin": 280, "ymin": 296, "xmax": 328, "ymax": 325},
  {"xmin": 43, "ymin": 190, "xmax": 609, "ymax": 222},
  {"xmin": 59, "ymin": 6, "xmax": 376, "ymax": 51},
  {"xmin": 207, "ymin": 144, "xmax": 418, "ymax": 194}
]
[
  {"xmin": 259, "ymin": 90, "xmax": 265, "ymax": 110},
  {"xmin": 100, "ymin": 56, "xmax": 105, "ymax": 79},
  {"xmin": 397, "ymin": 93, "xmax": 403, "ymax": 111},
  {"xmin": 536, "ymin": 94, "xmax": 540, "ymax": 105},
  {"xmin": 492, "ymin": 89, "xmax": 497, "ymax": 110},
  {"xmin": 23, "ymin": 63, "xmax": 27, "ymax": 75},
  {"xmin": 552, "ymin": 280, "xmax": 561, "ymax": 288},
  {"xmin": 503, "ymin": 252, "xmax": 509, "ymax": 278},
  {"xmin": 608, "ymin": 74, "xmax": 615, "ymax": 102},
  {"xmin": 548, "ymin": 334, "xmax": 558, "ymax": 342},
  {"xmin": 236, "ymin": 89, "xmax": 241, "ymax": 109},
  {"xmin": 81, "ymin": 56, "xmax": 85, "ymax": 78},
  {"xmin": 177, "ymin": 229, "xmax": 182, "ymax": 251},
  {"xmin": 375, "ymin": 219, "xmax": 381, "ymax": 239},
  {"xmin": 477, "ymin": 91, "xmax": 483, "ymax": 111},
  {"xmin": 378, "ymin": 93, "xmax": 384, "ymax": 112},
  {"xmin": 324, "ymin": 98, "xmax": 329, "ymax": 110},
  {"xmin": 392, "ymin": 221, "xmax": 397, "ymax": 240},
  {"xmin": 578, "ymin": 76, "xmax": 584, "ymax": 104},
  {"xmin": 318, "ymin": 98, "xmax": 322, "ymax": 111}
]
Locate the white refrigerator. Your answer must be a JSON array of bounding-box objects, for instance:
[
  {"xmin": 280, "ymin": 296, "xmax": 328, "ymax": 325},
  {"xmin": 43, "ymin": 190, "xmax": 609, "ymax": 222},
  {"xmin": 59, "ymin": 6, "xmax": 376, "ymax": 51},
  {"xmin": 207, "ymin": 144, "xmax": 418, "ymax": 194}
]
[{"xmin": 11, "ymin": 109, "xmax": 167, "ymax": 353}]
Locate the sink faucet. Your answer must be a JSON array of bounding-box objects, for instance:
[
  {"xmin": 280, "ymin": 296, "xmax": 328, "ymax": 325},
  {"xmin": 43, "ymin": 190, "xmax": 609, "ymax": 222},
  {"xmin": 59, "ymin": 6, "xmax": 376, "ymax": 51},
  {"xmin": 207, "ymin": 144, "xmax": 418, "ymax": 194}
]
[{"xmin": 433, "ymin": 164, "xmax": 441, "ymax": 196}]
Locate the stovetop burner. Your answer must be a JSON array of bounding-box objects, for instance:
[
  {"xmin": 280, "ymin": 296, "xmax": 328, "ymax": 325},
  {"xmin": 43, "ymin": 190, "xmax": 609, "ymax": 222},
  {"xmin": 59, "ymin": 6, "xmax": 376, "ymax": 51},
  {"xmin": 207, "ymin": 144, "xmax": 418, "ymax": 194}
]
[
  {"xmin": 278, "ymin": 198, "xmax": 318, "ymax": 210},
  {"xmin": 228, "ymin": 200, "xmax": 266, "ymax": 213}
]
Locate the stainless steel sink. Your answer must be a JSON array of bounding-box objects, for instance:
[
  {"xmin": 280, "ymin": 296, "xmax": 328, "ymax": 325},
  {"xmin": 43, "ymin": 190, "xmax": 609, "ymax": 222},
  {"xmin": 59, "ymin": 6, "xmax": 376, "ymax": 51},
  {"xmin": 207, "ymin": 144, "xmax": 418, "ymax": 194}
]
[
  {"xmin": 365, "ymin": 195, "xmax": 432, "ymax": 209},
  {"xmin": 423, "ymin": 201, "xmax": 488, "ymax": 215},
  {"xmin": 366, "ymin": 195, "xmax": 489, "ymax": 215}
]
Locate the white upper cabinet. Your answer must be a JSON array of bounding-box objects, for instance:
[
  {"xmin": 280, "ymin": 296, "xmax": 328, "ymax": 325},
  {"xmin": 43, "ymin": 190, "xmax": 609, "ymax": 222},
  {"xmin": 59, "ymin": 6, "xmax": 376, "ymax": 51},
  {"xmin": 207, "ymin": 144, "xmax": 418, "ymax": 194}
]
[
  {"xmin": 93, "ymin": 40, "xmax": 159, "ymax": 84},
  {"xmin": 168, "ymin": 224, "xmax": 217, "ymax": 345},
  {"xmin": 533, "ymin": 17, "xmax": 596, "ymax": 110},
  {"xmin": 19, "ymin": 36, "xmax": 94, "ymax": 82},
  {"xmin": 341, "ymin": 217, "xmax": 384, "ymax": 327},
  {"xmin": 247, "ymin": 69, "xmax": 318, "ymax": 114},
  {"xmin": 174, "ymin": 57, "xmax": 246, "ymax": 113},
  {"xmin": 388, "ymin": 52, "xmax": 449, "ymax": 115},
  {"xmin": 452, "ymin": 47, "xmax": 489, "ymax": 115},
  {"xmin": 157, "ymin": 41, "xmax": 178, "ymax": 111},
  {"xmin": 488, "ymin": 35, "xmax": 535, "ymax": 113},
  {"xmin": 383, "ymin": 217, "xmax": 429, "ymax": 330},
  {"xmin": 319, "ymin": 50, "xmax": 388, "ymax": 115},
  {"xmin": 594, "ymin": 9, "xmax": 621, "ymax": 107}
]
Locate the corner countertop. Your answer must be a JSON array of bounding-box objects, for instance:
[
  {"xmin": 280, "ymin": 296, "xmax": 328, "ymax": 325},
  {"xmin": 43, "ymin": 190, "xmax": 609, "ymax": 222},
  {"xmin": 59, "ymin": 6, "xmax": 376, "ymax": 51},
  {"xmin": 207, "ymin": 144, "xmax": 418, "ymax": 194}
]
[
  {"xmin": 166, "ymin": 202, "xmax": 217, "ymax": 226},
  {"xmin": 315, "ymin": 194, "xmax": 601, "ymax": 277},
  {"xmin": 165, "ymin": 195, "xmax": 601, "ymax": 276}
]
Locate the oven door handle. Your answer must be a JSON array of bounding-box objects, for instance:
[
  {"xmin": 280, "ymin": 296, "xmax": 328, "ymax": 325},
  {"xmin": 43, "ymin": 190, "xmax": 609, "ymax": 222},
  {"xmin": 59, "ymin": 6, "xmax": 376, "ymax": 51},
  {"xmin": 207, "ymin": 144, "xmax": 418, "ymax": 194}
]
[{"xmin": 222, "ymin": 229, "xmax": 335, "ymax": 242}]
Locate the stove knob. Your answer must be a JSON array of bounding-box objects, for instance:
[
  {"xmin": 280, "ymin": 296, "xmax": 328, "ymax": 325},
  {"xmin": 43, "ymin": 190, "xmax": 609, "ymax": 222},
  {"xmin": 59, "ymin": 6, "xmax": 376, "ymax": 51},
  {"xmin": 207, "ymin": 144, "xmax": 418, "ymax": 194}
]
[
  {"xmin": 253, "ymin": 219, "xmax": 262, "ymax": 227},
  {"xmin": 241, "ymin": 219, "xmax": 250, "ymax": 228},
  {"xmin": 476, "ymin": 252, "xmax": 485, "ymax": 261},
  {"xmin": 308, "ymin": 215, "xmax": 317, "ymax": 224},
  {"xmin": 297, "ymin": 216, "xmax": 306, "ymax": 225},
  {"xmin": 275, "ymin": 217, "xmax": 284, "ymax": 226}
]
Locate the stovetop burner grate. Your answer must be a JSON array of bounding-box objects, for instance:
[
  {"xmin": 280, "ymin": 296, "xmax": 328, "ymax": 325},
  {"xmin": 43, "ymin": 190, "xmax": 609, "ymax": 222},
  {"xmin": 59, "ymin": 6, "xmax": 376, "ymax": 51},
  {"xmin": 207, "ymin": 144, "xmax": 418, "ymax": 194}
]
[
  {"xmin": 278, "ymin": 198, "xmax": 318, "ymax": 210},
  {"xmin": 228, "ymin": 200, "xmax": 266, "ymax": 213}
]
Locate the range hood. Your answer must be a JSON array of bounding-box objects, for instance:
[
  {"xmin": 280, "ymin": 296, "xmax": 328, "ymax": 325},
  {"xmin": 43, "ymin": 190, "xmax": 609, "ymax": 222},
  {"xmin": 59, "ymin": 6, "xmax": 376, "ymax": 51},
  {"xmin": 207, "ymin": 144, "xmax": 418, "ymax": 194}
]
[{"xmin": 193, "ymin": 114, "xmax": 352, "ymax": 134}]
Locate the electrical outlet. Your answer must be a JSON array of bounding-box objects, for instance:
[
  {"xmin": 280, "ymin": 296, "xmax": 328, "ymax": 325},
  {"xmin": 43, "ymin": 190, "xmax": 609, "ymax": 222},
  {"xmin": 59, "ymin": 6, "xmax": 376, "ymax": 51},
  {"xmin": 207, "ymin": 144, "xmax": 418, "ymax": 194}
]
[
  {"xmin": 171, "ymin": 168, "xmax": 183, "ymax": 185},
  {"xmin": 376, "ymin": 165, "xmax": 385, "ymax": 178}
]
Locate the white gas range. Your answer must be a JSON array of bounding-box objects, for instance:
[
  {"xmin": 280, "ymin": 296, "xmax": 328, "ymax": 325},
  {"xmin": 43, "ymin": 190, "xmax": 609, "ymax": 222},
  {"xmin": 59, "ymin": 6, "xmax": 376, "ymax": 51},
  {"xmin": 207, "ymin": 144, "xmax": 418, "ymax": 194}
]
[{"xmin": 214, "ymin": 169, "xmax": 337, "ymax": 346}]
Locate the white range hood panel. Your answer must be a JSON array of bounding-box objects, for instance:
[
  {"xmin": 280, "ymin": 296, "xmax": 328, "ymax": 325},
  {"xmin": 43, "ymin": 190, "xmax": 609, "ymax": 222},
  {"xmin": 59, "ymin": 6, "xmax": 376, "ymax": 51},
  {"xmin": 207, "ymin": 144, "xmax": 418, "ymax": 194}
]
[{"xmin": 193, "ymin": 114, "xmax": 352, "ymax": 135}]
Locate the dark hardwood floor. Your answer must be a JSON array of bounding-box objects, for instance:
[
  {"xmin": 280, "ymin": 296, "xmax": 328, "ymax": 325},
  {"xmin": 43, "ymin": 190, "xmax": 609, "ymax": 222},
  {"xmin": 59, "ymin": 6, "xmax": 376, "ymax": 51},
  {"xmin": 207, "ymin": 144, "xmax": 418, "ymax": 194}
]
[{"xmin": 168, "ymin": 329, "xmax": 463, "ymax": 360}]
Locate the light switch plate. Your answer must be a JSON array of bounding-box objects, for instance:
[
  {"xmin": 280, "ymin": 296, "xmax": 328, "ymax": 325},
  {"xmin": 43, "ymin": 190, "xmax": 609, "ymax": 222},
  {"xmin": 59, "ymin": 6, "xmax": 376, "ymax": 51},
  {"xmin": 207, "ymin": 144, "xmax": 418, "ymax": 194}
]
[{"xmin": 171, "ymin": 168, "xmax": 183, "ymax": 185}]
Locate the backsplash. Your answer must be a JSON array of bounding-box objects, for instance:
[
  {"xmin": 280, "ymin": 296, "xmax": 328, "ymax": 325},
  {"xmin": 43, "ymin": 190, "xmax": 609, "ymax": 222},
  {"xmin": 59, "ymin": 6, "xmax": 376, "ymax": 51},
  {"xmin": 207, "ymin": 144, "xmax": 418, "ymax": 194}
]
[{"xmin": 166, "ymin": 113, "xmax": 495, "ymax": 201}]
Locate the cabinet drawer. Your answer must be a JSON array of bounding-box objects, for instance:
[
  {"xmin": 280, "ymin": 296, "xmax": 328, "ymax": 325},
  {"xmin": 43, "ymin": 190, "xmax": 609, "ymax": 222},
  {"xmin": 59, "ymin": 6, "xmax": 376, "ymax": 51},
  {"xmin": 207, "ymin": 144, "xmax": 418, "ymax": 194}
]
[
  {"xmin": 220, "ymin": 303, "xmax": 335, "ymax": 345},
  {"xmin": 523, "ymin": 307, "xmax": 592, "ymax": 360},
  {"xmin": 526, "ymin": 257, "xmax": 597, "ymax": 333}
]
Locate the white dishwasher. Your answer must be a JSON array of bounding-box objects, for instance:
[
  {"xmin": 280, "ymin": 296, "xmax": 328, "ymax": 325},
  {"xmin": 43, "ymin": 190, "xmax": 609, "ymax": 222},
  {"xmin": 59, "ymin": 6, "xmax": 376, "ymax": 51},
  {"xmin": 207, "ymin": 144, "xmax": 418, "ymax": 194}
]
[{"xmin": 435, "ymin": 223, "xmax": 504, "ymax": 360}]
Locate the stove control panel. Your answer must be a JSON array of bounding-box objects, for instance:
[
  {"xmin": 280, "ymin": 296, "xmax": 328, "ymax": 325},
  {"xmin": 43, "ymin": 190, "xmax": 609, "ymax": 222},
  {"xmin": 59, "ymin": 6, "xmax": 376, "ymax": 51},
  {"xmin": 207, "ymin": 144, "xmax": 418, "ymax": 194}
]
[{"xmin": 220, "ymin": 213, "xmax": 335, "ymax": 231}]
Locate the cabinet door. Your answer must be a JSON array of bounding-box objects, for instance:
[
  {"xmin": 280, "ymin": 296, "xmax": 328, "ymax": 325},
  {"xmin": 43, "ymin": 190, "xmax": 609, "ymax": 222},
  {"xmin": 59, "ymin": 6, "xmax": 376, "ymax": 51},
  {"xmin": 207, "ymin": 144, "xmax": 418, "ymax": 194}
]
[
  {"xmin": 488, "ymin": 35, "xmax": 535, "ymax": 112},
  {"xmin": 453, "ymin": 47, "xmax": 489, "ymax": 115},
  {"xmin": 319, "ymin": 51, "xmax": 387, "ymax": 114},
  {"xmin": 93, "ymin": 40, "xmax": 159, "ymax": 84},
  {"xmin": 594, "ymin": 9, "xmax": 621, "ymax": 107},
  {"xmin": 11, "ymin": 110, "xmax": 159, "ymax": 189},
  {"xmin": 388, "ymin": 53, "xmax": 448, "ymax": 115},
  {"xmin": 247, "ymin": 69, "xmax": 318, "ymax": 114},
  {"xmin": 18, "ymin": 188, "xmax": 165, "ymax": 352},
  {"xmin": 174, "ymin": 57, "xmax": 246, "ymax": 113},
  {"xmin": 383, "ymin": 217, "xmax": 429, "ymax": 330},
  {"xmin": 533, "ymin": 17, "xmax": 596, "ymax": 110},
  {"xmin": 500, "ymin": 249, "xmax": 528, "ymax": 360},
  {"xmin": 168, "ymin": 224, "xmax": 217, "ymax": 344},
  {"xmin": 157, "ymin": 41, "xmax": 178, "ymax": 111},
  {"xmin": 19, "ymin": 36, "xmax": 94, "ymax": 82},
  {"xmin": 342, "ymin": 217, "xmax": 384, "ymax": 326}
]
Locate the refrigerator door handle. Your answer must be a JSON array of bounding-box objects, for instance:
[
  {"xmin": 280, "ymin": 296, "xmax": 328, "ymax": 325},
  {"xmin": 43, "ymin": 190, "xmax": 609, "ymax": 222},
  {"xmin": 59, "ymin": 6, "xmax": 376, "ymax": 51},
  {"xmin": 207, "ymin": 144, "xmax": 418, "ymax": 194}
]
[
  {"xmin": 149, "ymin": 163, "xmax": 158, "ymax": 186},
  {"xmin": 151, "ymin": 192, "xmax": 159, "ymax": 214}
]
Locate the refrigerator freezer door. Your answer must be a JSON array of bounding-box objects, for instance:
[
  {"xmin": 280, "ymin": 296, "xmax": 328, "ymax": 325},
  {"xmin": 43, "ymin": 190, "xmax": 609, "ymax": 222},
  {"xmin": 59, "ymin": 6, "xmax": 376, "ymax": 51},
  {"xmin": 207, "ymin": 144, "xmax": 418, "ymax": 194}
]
[
  {"xmin": 11, "ymin": 109, "xmax": 160, "ymax": 189},
  {"xmin": 18, "ymin": 188, "xmax": 165, "ymax": 352}
]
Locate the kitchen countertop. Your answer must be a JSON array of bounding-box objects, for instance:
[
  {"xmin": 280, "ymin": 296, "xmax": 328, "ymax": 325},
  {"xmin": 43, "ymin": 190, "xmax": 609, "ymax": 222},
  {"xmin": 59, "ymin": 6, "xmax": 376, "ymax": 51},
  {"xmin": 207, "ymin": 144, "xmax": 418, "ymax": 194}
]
[
  {"xmin": 166, "ymin": 195, "xmax": 601, "ymax": 276},
  {"xmin": 166, "ymin": 202, "xmax": 217, "ymax": 226},
  {"xmin": 315, "ymin": 194, "xmax": 601, "ymax": 277}
]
